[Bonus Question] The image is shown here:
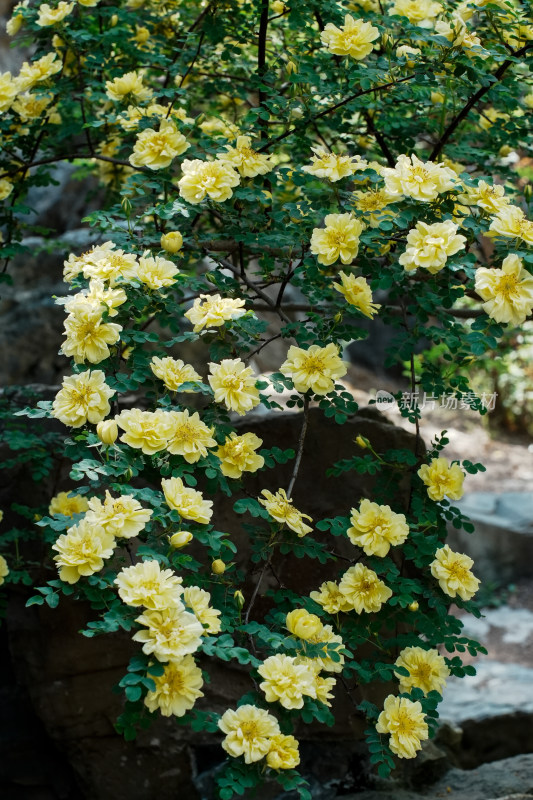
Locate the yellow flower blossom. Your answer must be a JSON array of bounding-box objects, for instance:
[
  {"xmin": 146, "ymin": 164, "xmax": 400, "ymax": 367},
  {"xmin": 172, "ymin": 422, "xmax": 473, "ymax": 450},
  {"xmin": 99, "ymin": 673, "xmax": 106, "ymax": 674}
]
[
  {"xmin": 161, "ymin": 477, "xmax": 213, "ymax": 524},
  {"xmin": 352, "ymin": 187, "xmax": 397, "ymax": 228},
  {"xmin": 217, "ymin": 135, "xmax": 273, "ymax": 177},
  {"xmin": 52, "ymin": 370, "xmax": 115, "ymax": 427},
  {"xmin": 478, "ymin": 106, "xmax": 509, "ymax": 131},
  {"xmin": 430, "ymin": 544, "xmax": 480, "ymax": 601},
  {"xmin": 0, "ymin": 555, "xmax": 9, "ymax": 585},
  {"xmin": 0, "ymin": 178, "xmax": 14, "ymax": 201},
  {"xmin": 64, "ymin": 279, "xmax": 127, "ymax": 318},
  {"xmin": 105, "ymin": 71, "xmax": 152, "ymax": 103},
  {"xmin": 6, "ymin": 1, "xmax": 28, "ymax": 36},
  {"xmin": 178, "ymin": 158, "xmax": 240, "ymax": 204},
  {"xmin": 259, "ymin": 489, "xmax": 313, "ymax": 536},
  {"xmin": 395, "ymin": 646, "xmax": 450, "ymax": 695},
  {"xmin": 160, "ymin": 231, "xmax": 183, "ymax": 253},
  {"xmin": 333, "ymin": 272, "xmax": 380, "ymax": 318},
  {"xmin": 286, "ymin": 608, "xmax": 324, "ymax": 640},
  {"xmin": 382, "ymin": 154, "xmax": 457, "ymax": 202},
  {"xmin": 399, "ymin": 220, "xmax": 466, "ymax": 274},
  {"xmin": 391, "ymin": 0, "xmax": 442, "ymax": 27},
  {"xmin": 396, "ymin": 45, "xmax": 421, "ymax": 66},
  {"xmin": 488, "ymin": 205, "xmax": 533, "ymax": 246},
  {"xmin": 70, "ymin": 242, "xmax": 138, "ymax": 286},
  {"xmin": 165, "ymin": 409, "xmax": 217, "ymax": 463},
  {"xmin": 61, "ymin": 305, "xmax": 122, "ymax": 364},
  {"xmin": 308, "ymin": 624, "xmax": 345, "ymax": 673},
  {"xmin": 258, "ymin": 654, "xmax": 317, "ymax": 710},
  {"xmin": 475, "ymin": 254, "xmax": 533, "ymax": 326},
  {"xmin": 129, "ymin": 119, "xmax": 189, "ymax": 170},
  {"xmin": 0, "ymin": 72, "xmax": 19, "ymax": 113},
  {"xmin": 376, "ymin": 695, "xmax": 429, "ymax": 758},
  {"xmin": 280, "ymin": 343, "xmax": 347, "ymax": 395},
  {"xmin": 169, "ymin": 530, "xmax": 193, "ymax": 548},
  {"xmin": 86, "ymin": 490, "xmax": 152, "ymax": 539},
  {"xmin": 310, "ymin": 581, "xmax": 353, "ymax": 614},
  {"xmin": 17, "ymin": 53, "xmax": 62, "ymax": 91},
  {"xmin": 418, "ymin": 457, "xmax": 464, "ymax": 501},
  {"xmin": 216, "ymin": 432, "xmax": 264, "ymax": 479},
  {"xmin": 218, "ymin": 705, "xmax": 280, "ymax": 764},
  {"xmin": 49, "ymin": 492, "xmax": 89, "ymax": 517},
  {"xmin": 458, "ymin": 180, "xmax": 510, "ymax": 215},
  {"xmin": 310, "ymin": 212, "xmax": 364, "ymax": 267},
  {"xmin": 115, "ymin": 560, "xmax": 183, "ymax": 609},
  {"xmin": 96, "ymin": 419, "xmax": 118, "ymax": 444},
  {"xmin": 150, "ymin": 356, "xmax": 202, "ymax": 392},
  {"xmin": 135, "ymin": 253, "xmax": 180, "ymax": 289},
  {"xmin": 36, "ymin": 1, "xmax": 74, "ymax": 26},
  {"xmin": 302, "ymin": 146, "xmax": 368, "ymax": 182},
  {"xmin": 144, "ymin": 655, "xmax": 204, "ymax": 717},
  {"xmin": 116, "ymin": 409, "xmax": 171, "ymax": 455},
  {"xmin": 183, "ymin": 586, "xmax": 222, "ymax": 634},
  {"xmin": 338, "ymin": 563, "xmax": 393, "ymax": 613},
  {"xmin": 321, "ymin": 14, "xmax": 379, "ymax": 60},
  {"xmin": 133, "ymin": 606, "xmax": 204, "ymax": 662},
  {"xmin": 266, "ymin": 734, "xmax": 300, "ymax": 770},
  {"xmin": 52, "ymin": 519, "xmax": 116, "ymax": 583},
  {"xmin": 185, "ymin": 294, "xmax": 246, "ymax": 333},
  {"xmin": 347, "ymin": 499, "xmax": 409, "ymax": 557},
  {"xmin": 208, "ymin": 359, "xmax": 260, "ymax": 415}
]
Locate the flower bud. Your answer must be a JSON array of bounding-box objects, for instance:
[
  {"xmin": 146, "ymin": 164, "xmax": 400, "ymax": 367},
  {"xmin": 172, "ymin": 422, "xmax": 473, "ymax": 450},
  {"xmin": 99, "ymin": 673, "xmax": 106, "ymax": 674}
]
[
  {"xmin": 110, "ymin": 13, "xmax": 118, "ymax": 26},
  {"xmin": 211, "ymin": 559, "xmax": 226, "ymax": 575},
  {"xmin": 408, "ymin": 601, "xmax": 419, "ymax": 612},
  {"xmin": 498, "ymin": 145, "xmax": 511, "ymax": 157},
  {"xmin": 161, "ymin": 231, "xmax": 183, "ymax": 254},
  {"xmin": 286, "ymin": 608, "xmax": 323, "ymax": 640},
  {"xmin": 0, "ymin": 509, "xmax": 3, "ymax": 523},
  {"xmin": 135, "ymin": 25, "xmax": 150, "ymax": 44},
  {"xmin": 272, "ymin": 0, "xmax": 286, "ymax": 12},
  {"xmin": 286, "ymin": 59, "xmax": 298, "ymax": 75},
  {"xmin": 97, "ymin": 419, "xmax": 118, "ymax": 445},
  {"xmin": 355, "ymin": 435, "xmax": 370, "ymax": 450},
  {"xmin": 234, "ymin": 589, "xmax": 245, "ymax": 609},
  {"xmin": 169, "ymin": 530, "xmax": 193, "ymax": 548}
]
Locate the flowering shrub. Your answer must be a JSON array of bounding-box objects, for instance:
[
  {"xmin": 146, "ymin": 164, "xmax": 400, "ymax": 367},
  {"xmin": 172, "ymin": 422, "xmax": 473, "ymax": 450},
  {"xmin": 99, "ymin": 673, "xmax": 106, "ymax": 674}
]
[{"xmin": 1, "ymin": 0, "xmax": 533, "ymax": 796}]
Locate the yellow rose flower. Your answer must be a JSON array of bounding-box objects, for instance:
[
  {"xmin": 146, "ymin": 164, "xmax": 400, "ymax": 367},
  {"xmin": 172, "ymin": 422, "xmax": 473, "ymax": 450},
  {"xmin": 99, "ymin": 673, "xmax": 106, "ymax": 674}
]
[
  {"xmin": 150, "ymin": 356, "xmax": 202, "ymax": 392},
  {"xmin": 52, "ymin": 519, "xmax": 116, "ymax": 584},
  {"xmin": 160, "ymin": 231, "xmax": 183, "ymax": 253},
  {"xmin": 64, "ymin": 279, "xmax": 127, "ymax": 318},
  {"xmin": 165, "ymin": 409, "xmax": 216, "ymax": 463},
  {"xmin": 382, "ymin": 154, "xmax": 457, "ymax": 202},
  {"xmin": 183, "ymin": 586, "xmax": 222, "ymax": 634},
  {"xmin": 216, "ymin": 432, "xmax": 264, "ymax": 479},
  {"xmin": 0, "ymin": 72, "xmax": 19, "ymax": 113},
  {"xmin": 280, "ymin": 343, "xmax": 347, "ymax": 395},
  {"xmin": 478, "ymin": 106, "xmax": 509, "ymax": 131},
  {"xmin": 376, "ymin": 695, "xmax": 429, "ymax": 758},
  {"xmin": 17, "ymin": 53, "xmax": 62, "ymax": 91},
  {"xmin": 52, "ymin": 370, "xmax": 115, "ymax": 428},
  {"xmin": 208, "ymin": 359, "xmax": 260, "ymax": 415},
  {"xmin": 161, "ymin": 477, "xmax": 213, "ymax": 524},
  {"xmin": 352, "ymin": 187, "xmax": 397, "ymax": 228},
  {"xmin": 286, "ymin": 608, "xmax": 324, "ymax": 640},
  {"xmin": 116, "ymin": 408, "xmax": 171, "ymax": 455},
  {"xmin": 266, "ymin": 734, "xmax": 300, "ymax": 770},
  {"xmin": 184, "ymin": 294, "xmax": 247, "ymax": 333},
  {"xmin": 0, "ymin": 555, "xmax": 9, "ymax": 585},
  {"xmin": 144, "ymin": 655, "xmax": 204, "ymax": 717},
  {"xmin": 321, "ymin": 14, "xmax": 379, "ymax": 60},
  {"xmin": 307, "ymin": 624, "xmax": 345, "ymax": 673},
  {"xmin": 49, "ymin": 492, "xmax": 89, "ymax": 517},
  {"xmin": 310, "ymin": 212, "xmax": 364, "ymax": 267},
  {"xmin": 332, "ymin": 272, "xmax": 380, "ymax": 318},
  {"xmin": 133, "ymin": 606, "xmax": 204, "ymax": 661},
  {"xmin": 458, "ymin": 179, "xmax": 509, "ymax": 215},
  {"xmin": 347, "ymin": 499, "xmax": 409, "ymax": 557},
  {"xmin": 115, "ymin": 560, "xmax": 183, "ymax": 609},
  {"xmin": 391, "ymin": 0, "xmax": 442, "ymax": 27},
  {"xmin": 395, "ymin": 646, "xmax": 450, "ymax": 695},
  {"xmin": 259, "ymin": 489, "xmax": 313, "ymax": 536},
  {"xmin": 86, "ymin": 490, "xmax": 152, "ymax": 538},
  {"xmin": 399, "ymin": 220, "xmax": 466, "ymax": 274},
  {"xmin": 169, "ymin": 530, "xmax": 193, "ymax": 548},
  {"xmin": 105, "ymin": 71, "xmax": 152, "ymax": 103},
  {"xmin": 62, "ymin": 305, "xmax": 122, "ymax": 364},
  {"xmin": 310, "ymin": 581, "xmax": 353, "ymax": 614},
  {"xmin": 475, "ymin": 254, "xmax": 533, "ymax": 326},
  {"xmin": 218, "ymin": 705, "xmax": 280, "ymax": 764},
  {"xmin": 396, "ymin": 45, "xmax": 421, "ymax": 67},
  {"xmin": 488, "ymin": 205, "xmax": 533, "ymax": 246},
  {"xmin": 6, "ymin": 1, "xmax": 28, "ymax": 36},
  {"xmin": 217, "ymin": 135, "xmax": 273, "ymax": 178},
  {"xmin": 0, "ymin": 178, "xmax": 14, "ymax": 201},
  {"xmin": 302, "ymin": 146, "xmax": 367, "ymax": 182},
  {"xmin": 178, "ymin": 158, "xmax": 240, "ymax": 204},
  {"xmin": 36, "ymin": 1, "xmax": 74, "ymax": 27},
  {"xmin": 338, "ymin": 563, "xmax": 393, "ymax": 613},
  {"xmin": 258, "ymin": 653, "xmax": 317, "ymax": 709},
  {"xmin": 78, "ymin": 242, "xmax": 138, "ymax": 286},
  {"xmin": 417, "ymin": 457, "xmax": 464, "ymax": 501},
  {"xmin": 134, "ymin": 253, "xmax": 180, "ymax": 289},
  {"xmin": 129, "ymin": 119, "xmax": 189, "ymax": 170},
  {"xmin": 430, "ymin": 544, "xmax": 480, "ymax": 601},
  {"xmin": 96, "ymin": 419, "xmax": 118, "ymax": 444}
]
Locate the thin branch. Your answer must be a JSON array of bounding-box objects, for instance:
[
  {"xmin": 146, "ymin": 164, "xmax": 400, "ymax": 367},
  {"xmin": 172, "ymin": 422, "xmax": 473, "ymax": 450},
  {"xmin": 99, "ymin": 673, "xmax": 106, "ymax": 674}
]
[{"xmin": 287, "ymin": 395, "xmax": 309, "ymax": 498}]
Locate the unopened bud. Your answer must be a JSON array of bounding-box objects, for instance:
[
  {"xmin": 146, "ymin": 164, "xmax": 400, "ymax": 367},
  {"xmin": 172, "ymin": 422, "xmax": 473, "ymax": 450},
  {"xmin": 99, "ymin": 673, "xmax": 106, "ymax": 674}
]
[
  {"xmin": 408, "ymin": 601, "xmax": 419, "ymax": 612},
  {"xmin": 286, "ymin": 59, "xmax": 298, "ymax": 75},
  {"xmin": 169, "ymin": 530, "xmax": 193, "ymax": 548},
  {"xmin": 161, "ymin": 231, "xmax": 183, "ymax": 254},
  {"xmin": 234, "ymin": 590, "xmax": 245, "ymax": 609},
  {"xmin": 355, "ymin": 435, "xmax": 370, "ymax": 449},
  {"xmin": 97, "ymin": 419, "xmax": 118, "ymax": 445},
  {"xmin": 110, "ymin": 13, "xmax": 118, "ymax": 26},
  {"xmin": 211, "ymin": 559, "xmax": 226, "ymax": 575}
]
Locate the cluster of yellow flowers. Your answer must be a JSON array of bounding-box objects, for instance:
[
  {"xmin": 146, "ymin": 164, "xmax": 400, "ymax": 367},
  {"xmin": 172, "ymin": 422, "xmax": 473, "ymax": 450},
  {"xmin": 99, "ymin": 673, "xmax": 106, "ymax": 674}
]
[{"xmin": 219, "ymin": 704, "xmax": 300, "ymax": 769}]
